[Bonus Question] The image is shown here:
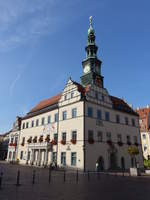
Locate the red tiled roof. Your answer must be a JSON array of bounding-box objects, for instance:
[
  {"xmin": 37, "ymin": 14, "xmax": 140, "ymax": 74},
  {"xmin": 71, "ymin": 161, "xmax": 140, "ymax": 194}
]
[
  {"xmin": 28, "ymin": 94, "xmax": 61, "ymax": 114},
  {"xmin": 110, "ymin": 96, "xmax": 138, "ymax": 116},
  {"xmin": 136, "ymin": 107, "xmax": 150, "ymax": 131}
]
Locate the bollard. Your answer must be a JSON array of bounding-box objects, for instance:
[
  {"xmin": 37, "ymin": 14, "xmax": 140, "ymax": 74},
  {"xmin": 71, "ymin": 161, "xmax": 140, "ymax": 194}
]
[
  {"xmin": 88, "ymin": 170, "xmax": 90, "ymax": 181},
  {"xmin": 16, "ymin": 170, "xmax": 20, "ymax": 186},
  {"xmin": 48, "ymin": 168, "xmax": 51, "ymax": 183},
  {"xmin": 32, "ymin": 170, "xmax": 36, "ymax": 185},
  {"xmin": 63, "ymin": 170, "xmax": 66, "ymax": 182},
  {"xmin": 76, "ymin": 169, "xmax": 79, "ymax": 183}
]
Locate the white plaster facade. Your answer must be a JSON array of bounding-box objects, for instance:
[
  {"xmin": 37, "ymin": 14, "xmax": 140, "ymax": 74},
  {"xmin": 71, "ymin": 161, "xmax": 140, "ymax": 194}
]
[{"xmin": 7, "ymin": 18, "xmax": 144, "ymax": 171}]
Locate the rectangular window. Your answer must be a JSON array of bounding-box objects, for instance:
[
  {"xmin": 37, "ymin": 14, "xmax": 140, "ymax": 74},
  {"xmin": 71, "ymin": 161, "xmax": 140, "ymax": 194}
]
[
  {"xmin": 116, "ymin": 115, "xmax": 120, "ymax": 123},
  {"xmin": 88, "ymin": 107, "xmax": 93, "ymax": 118},
  {"xmin": 20, "ymin": 151, "xmax": 23, "ymax": 160},
  {"xmin": 48, "ymin": 116, "xmax": 51, "ymax": 124},
  {"xmin": 105, "ymin": 112, "xmax": 110, "ymax": 121},
  {"xmin": 72, "ymin": 108, "xmax": 77, "ymax": 118},
  {"xmin": 54, "ymin": 133, "xmax": 58, "ymax": 141},
  {"xmin": 41, "ymin": 117, "xmax": 45, "ymax": 125},
  {"xmin": 106, "ymin": 132, "xmax": 111, "ymax": 140},
  {"xmin": 71, "ymin": 92, "xmax": 74, "ymax": 98},
  {"xmin": 97, "ymin": 110, "xmax": 102, "ymax": 120},
  {"xmin": 26, "ymin": 122, "xmax": 29, "ymax": 128},
  {"xmin": 144, "ymin": 145, "xmax": 147, "ymax": 151},
  {"xmin": 143, "ymin": 134, "xmax": 146, "ymax": 139},
  {"xmin": 125, "ymin": 117, "xmax": 128, "ymax": 125},
  {"xmin": 127, "ymin": 135, "xmax": 130, "ymax": 142},
  {"xmin": 36, "ymin": 119, "xmax": 39, "ymax": 126},
  {"xmin": 54, "ymin": 113, "xmax": 58, "ymax": 122},
  {"xmin": 62, "ymin": 132, "xmax": 66, "ymax": 141},
  {"xmin": 62, "ymin": 111, "xmax": 67, "ymax": 120},
  {"xmin": 64, "ymin": 95, "xmax": 67, "ymax": 100},
  {"xmin": 88, "ymin": 130, "xmax": 94, "ymax": 140},
  {"xmin": 31, "ymin": 120, "xmax": 34, "ymax": 127},
  {"xmin": 22, "ymin": 123, "xmax": 25, "ymax": 129},
  {"xmin": 72, "ymin": 131, "xmax": 77, "ymax": 140},
  {"xmin": 97, "ymin": 131, "xmax": 102, "ymax": 142},
  {"xmin": 52, "ymin": 152, "xmax": 57, "ymax": 163},
  {"xmin": 134, "ymin": 136, "xmax": 137, "ymax": 143},
  {"xmin": 61, "ymin": 152, "xmax": 66, "ymax": 165},
  {"xmin": 117, "ymin": 134, "xmax": 122, "ymax": 142},
  {"xmin": 71, "ymin": 152, "xmax": 77, "ymax": 166},
  {"xmin": 132, "ymin": 119, "xmax": 135, "ymax": 126}
]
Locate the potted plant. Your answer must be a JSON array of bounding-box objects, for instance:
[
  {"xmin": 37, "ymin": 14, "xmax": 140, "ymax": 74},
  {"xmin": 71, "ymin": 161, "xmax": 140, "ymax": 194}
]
[
  {"xmin": 61, "ymin": 140, "xmax": 66, "ymax": 145},
  {"xmin": 88, "ymin": 138, "xmax": 94, "ymax": 144},
  {"xmin": 33, "ymin": 137, "xmax": 37, "ymax": 143},
  {"xmin": 134, "ymin": 142, "xmax": 139, "ymax": 146},
  {"xmin": 45, "ymin": 135, "xmax": 50, "ymax": 143},
  {"xmin": 39, "ymin": 136, "xmax": 43, "ymax": 143},
  {"xmin": 117, "ymin": 141, "xmax": 123, "ymax": 146},
  {"xmin": 51, "ymin": 140, "xmax": 57, "ymax": 145},
  {"xmin": 27, "ymin": 137, "xmax": 32, "ymax": 144},
  {"xmin": 107, "ymin": 140, "xmax": 112, "ymax": 146},
  {"xmin": 127, "ymin": 141, "xmax": 132, "ymax": 146},
  {"xmin": 71, "ymin": 139, "xmax": 76, "ymax": 144}
]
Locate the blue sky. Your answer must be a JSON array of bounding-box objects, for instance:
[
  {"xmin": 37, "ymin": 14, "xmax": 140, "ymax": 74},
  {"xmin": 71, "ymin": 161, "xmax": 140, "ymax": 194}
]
[{"xmin": 0, "ymin": 0, "xmax": 150, "ymax": 133}]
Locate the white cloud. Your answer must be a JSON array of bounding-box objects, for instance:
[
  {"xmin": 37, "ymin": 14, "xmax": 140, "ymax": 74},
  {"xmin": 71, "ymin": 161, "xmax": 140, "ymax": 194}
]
[{"xmin": 0, "ymin": 0, "xmax": 59, "ymax": 51}]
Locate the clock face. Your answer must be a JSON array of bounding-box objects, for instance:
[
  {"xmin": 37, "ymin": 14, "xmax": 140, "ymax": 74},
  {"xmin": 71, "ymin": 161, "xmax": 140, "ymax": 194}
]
[{"xmin": 84, "ymin": 65, "xmax": 90, "ymax": 73}]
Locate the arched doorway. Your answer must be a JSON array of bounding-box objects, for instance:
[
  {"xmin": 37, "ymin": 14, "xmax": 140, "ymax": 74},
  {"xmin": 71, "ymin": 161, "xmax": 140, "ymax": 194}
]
[
  {"xmin": 110, "ymin": 152, "xmax": 117, "ymax": 169},
  {"xmin": 96, "ymin": 156, "xmax": 104, "ymax": 171},
  {"xmin": 121, "ymin": 157, "xmax": 125, "ymax": 170}
]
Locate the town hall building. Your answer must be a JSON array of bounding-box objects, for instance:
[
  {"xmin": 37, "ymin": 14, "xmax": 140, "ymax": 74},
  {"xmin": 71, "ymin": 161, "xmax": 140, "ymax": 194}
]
[{"xmin": 7, "ymin": 17, "xmax": 143, "ymax": 171}]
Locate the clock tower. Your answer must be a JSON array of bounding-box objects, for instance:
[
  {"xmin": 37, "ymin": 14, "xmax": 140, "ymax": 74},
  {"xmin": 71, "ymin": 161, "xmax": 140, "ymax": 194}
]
[{"xmin": 80, "ymin": 16, "xmax": 103, "ymax": 88}]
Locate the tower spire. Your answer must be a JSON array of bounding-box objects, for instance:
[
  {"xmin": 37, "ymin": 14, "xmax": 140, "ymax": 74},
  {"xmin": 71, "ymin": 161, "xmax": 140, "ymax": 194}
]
[{"xmin": 80, "ymin": 17, "xmax": 103, "ymax": 88}]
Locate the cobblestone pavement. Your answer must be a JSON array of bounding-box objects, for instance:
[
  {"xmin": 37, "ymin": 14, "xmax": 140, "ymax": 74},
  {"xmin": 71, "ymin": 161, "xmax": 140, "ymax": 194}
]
[{"xmin": 0, "ymin": 162, "xmax": 150, "ymax": 200}]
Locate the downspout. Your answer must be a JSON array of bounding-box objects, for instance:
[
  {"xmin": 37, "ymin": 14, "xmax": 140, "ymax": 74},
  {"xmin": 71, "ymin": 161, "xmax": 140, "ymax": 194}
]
[
  {"xmin": 83, "ymin": 98, "xmax": 86, "ymax": 172},
  {"xmin": 56, "ymin": 105, "xmax": 59, "ymax": 166}
]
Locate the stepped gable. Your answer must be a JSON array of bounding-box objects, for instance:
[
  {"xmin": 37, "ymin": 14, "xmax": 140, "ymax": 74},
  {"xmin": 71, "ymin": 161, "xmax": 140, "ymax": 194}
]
[
  {"xmin": 72, "ymin": 80, "xmax": 90, "ymax": 96},
  {"xmin": 110, "ymin": 96, "xmax": 138, "ymax": 116}
]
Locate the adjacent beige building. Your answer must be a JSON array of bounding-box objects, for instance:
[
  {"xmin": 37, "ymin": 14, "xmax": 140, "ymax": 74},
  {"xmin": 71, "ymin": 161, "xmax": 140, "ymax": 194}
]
[{"xmin": 7, "ymin": 17, "xmax": 144, "ymax": 171}]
